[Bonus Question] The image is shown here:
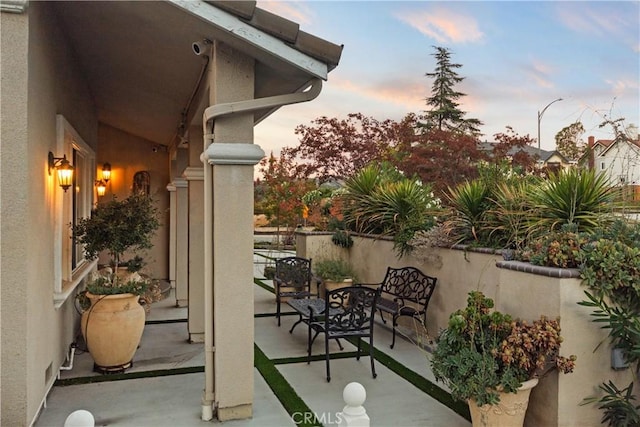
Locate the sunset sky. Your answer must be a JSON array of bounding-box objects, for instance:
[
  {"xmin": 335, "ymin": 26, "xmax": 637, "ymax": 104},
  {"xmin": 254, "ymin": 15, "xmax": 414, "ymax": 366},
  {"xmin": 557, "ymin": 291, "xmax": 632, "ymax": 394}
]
[{"xmin": 254, "ymin": 1, "xmax": 639, "ymax": 160}]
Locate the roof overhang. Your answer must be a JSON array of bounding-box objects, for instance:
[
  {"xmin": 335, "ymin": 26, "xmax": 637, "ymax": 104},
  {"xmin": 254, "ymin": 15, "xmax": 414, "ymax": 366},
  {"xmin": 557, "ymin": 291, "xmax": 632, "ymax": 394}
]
[{"xmin": 50, "ymin": 1, "xmax": 342, "ymax": 146}]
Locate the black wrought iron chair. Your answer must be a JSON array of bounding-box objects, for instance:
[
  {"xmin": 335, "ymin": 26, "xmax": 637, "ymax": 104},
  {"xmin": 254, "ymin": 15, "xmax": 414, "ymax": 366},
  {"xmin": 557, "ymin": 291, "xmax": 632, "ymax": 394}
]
[
  {"xmin": 307, "ymin": 286, "xmax": 381, "ymax": 382},
  {"xmin": 274, "ymin": 256, "xmax": 317, "ymax": 327}
]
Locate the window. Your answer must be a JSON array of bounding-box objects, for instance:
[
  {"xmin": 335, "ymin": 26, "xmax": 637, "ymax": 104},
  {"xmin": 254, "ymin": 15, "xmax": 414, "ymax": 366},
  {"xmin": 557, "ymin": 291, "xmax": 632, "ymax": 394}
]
[
  {"xmin": 54, "ymin": 115, "xmax": 97, "ymax": 306},
  {"xmin": 600, "ymin": 161, "xmax": 606, "ymax": 171}
]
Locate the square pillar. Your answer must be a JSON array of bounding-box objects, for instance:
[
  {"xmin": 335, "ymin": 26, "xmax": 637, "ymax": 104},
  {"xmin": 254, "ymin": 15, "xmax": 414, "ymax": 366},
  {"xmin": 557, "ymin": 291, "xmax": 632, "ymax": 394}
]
[
  {"xmin": 204, "ymin": 42, "xmax": 262, "ymax": 421},
  {"xmin": 185, "ymin": 128, "xmax": 205, "ymax": 342}
]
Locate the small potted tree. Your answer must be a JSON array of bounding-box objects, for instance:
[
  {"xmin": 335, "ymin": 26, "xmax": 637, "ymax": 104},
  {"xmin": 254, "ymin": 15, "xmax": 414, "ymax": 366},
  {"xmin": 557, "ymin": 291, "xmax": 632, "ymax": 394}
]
[
  {"xmin": 430, "ymin": 291, "xmax": 576, "ymax": 427},
  {"xmin": 72, "ymin": 193, "xmax": 160, "ymax": 373}
]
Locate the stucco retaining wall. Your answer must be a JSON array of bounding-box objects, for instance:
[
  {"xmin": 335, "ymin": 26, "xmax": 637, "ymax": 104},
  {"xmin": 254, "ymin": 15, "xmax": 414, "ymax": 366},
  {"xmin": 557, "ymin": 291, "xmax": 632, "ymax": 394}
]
[{"xmin": 296, "ymin": 231, "xmax": 638, "ymax": 426}]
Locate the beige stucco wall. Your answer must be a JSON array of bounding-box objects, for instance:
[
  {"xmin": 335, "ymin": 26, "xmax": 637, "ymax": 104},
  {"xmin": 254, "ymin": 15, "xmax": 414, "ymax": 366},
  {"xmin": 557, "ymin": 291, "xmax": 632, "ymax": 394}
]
[
  {"xmin": 97, "ymin": 123, "xmax": 170, "ymax": 280},
  {"xmin": 297, "ymin": 232, "xmax": 638, "ymax": 426},
  {"xmin": 1, "ymin": 3, "xmax": 98, "ymax": 425}
]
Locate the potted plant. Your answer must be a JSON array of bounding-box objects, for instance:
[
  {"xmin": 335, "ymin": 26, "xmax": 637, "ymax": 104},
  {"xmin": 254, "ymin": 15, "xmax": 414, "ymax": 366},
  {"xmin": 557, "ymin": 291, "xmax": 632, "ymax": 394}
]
[
  {"xmin": 72, "ymin": 193, "xmax": 160, "ymax": 373},
  {"xmin": 313, "ymin": 258, "xmax": 357, "ymax": 296},
  {"xmin": 431, "ymin": 291, "xmax": 576, "ymax": 427}
]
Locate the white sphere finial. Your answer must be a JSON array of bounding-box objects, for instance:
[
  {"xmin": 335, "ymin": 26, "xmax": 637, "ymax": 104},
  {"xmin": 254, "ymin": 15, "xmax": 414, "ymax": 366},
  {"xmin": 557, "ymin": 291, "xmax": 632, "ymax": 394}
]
[
  {"xmin": 339, "ymin": 382, "xmax": 369, "ymax": 426},
  {"xmin": 64, "ymin": 409, "xmax": 95, "ymax": 427},
  {"xmin": 343, "ymin": 382, "xmax": 366, "ymax": 408}
]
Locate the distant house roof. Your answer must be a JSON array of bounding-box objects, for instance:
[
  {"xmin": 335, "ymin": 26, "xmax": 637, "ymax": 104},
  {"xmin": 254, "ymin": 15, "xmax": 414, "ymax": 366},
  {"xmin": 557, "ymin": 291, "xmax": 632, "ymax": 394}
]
[
  {"xmin": 592, "ymin": 138, "xmax": 640, "ymax": 156},
  {"xmin": 478, "ymin": 141, "xmax": 558, "ymax": 161}
]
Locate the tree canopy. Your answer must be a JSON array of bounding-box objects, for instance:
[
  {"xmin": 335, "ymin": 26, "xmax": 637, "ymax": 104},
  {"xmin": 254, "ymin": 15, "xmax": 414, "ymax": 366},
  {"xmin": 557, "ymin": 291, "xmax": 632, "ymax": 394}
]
[{"xmin": 284, "ymin": 113, "xmax": 405, "ymax": 182}]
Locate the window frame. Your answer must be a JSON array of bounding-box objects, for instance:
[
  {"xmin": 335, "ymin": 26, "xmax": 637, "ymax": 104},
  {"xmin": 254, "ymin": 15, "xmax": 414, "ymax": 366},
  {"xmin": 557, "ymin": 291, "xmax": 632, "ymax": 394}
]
[{"xmin": 53, "ymin": 115, "xmax": 97, "ymax": 308}]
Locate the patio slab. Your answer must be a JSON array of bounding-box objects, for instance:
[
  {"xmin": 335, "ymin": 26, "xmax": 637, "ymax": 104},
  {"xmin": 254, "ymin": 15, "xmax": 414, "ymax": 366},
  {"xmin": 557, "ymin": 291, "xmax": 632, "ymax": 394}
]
[{"xmin": 34, "ymin": 253, "xmax": 469, "ymax": 427}]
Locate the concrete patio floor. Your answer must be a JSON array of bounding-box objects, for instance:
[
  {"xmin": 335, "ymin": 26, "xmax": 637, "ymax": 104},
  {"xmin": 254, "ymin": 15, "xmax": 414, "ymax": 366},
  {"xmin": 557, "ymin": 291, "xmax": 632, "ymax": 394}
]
[{"xmin": 34, "ymin": 250, "xmax": 470, "ymax": 427}]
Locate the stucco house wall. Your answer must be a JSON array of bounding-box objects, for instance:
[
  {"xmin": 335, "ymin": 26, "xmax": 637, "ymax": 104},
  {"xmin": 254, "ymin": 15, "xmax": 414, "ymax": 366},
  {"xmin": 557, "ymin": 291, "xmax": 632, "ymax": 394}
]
[
  {"xmin": 297, "ymin": 231, "xmax": 638, "ymax": 426},
  {"xmin": 97, "ymin": 123, "xmax": 170, "ymax": 280},
  {"xmin": 593, "ymin": 138, "xmax": 640, "ymax": 185},
  {"xmin": 1, "ymin": 3, "xmax": 99, "ymax": 425}
]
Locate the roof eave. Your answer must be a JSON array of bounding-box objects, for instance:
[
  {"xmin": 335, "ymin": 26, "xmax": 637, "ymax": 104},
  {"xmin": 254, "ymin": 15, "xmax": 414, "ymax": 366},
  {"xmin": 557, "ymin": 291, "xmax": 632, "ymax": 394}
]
[{"xmin": 168, "ymin": 0, "xmax": 329, "ymax": 80}]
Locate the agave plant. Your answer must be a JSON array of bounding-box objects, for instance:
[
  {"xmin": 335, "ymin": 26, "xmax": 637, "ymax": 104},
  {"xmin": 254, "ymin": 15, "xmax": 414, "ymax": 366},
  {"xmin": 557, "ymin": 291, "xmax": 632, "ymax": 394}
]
[{"xmin": 528, "ymin": 168, "xmax": 616, "ymax": 236}]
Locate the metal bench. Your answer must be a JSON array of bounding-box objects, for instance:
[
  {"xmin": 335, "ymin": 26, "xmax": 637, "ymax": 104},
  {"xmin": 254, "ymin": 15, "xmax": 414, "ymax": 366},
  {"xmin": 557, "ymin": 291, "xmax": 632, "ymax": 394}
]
[{"xmin": 374, "ymin": 266, "xmax": 437, "ymax": 348}]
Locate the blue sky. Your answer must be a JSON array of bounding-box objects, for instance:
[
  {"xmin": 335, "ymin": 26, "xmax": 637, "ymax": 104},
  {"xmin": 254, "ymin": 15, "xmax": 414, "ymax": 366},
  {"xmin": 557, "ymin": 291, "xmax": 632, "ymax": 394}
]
[{"xmin": 254, "ymin": 1, "xmax": 639, "ymax": 159}]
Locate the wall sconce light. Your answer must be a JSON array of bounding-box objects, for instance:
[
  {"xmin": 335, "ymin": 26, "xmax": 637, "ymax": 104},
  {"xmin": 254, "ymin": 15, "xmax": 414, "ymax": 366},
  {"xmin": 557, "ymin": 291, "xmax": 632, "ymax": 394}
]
[
  {"xmin": 48, "ymin": 151, "xmax": 74, "ymax": 192},
  {"xmin": 95, "ymin": 180, "xmax": 107, "ymax": 197},
  {"xmin": 101, "ymin": 163, "xmax": 111, "ymax": 182}
]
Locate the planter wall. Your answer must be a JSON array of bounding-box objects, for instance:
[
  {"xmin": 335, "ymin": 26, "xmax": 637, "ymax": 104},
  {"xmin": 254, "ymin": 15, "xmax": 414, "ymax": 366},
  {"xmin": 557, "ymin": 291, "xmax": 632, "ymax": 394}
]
[{"xmin": 296, "ymin": 231, "xmax": 639, "ymax": 427}]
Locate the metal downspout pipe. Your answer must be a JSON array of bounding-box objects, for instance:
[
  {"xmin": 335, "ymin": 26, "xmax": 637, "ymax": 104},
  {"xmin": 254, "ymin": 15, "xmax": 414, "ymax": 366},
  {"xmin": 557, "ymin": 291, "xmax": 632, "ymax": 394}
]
[{"xmin": 200, "ymin": 78, "xmax": 322, "ymax": 420}]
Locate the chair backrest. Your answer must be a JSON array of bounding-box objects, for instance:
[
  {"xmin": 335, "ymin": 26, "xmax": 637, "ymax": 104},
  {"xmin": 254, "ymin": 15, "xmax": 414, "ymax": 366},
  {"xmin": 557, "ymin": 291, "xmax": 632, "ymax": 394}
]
[
  {"xmin": 275, "ymin": 256, "xmax": 312, "ymax": 289},
  {"xmin": 324, "ymin": 286, "xmax": 380, "ymax": 333},
  {"xmin": 380, "ymin": 266, "xmax": 437, "ymax": 307}
]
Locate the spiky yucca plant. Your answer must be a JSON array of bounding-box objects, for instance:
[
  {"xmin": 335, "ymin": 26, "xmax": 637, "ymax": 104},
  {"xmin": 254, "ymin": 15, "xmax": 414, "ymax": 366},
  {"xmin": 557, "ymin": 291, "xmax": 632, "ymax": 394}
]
[
  {"xmin": 342, "ymin": 163, "xmax": 439, "ymax": 256},
  {"xmin": 529, "ymin": 168, "xmax": 616, "ymax": 236},
  {"xmin": 443, "ymin": 179, "xmax": 491, "ymax": 245}
]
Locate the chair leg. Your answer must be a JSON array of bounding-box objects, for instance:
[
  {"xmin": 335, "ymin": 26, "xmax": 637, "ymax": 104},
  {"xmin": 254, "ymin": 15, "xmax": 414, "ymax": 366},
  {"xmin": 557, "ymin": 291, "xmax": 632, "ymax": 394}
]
[
  {"xmin": 307, "ymin": 322, "xmax": 312, "ymax": 364},
  {"xmin": 325, "ymin": 334, "xmax": 331, "ymax": 382},
  {"xmin": 370, "ymin": 335, "xmax": 377, "ymax": 379},
  {"xmin": 378, "ymin": 309, "xmax": 387, "ymax": 324},
  {"xmin": 356, "ymin": 337, "xmax": 362, "ymax": 360},
  {"xmin": 390, "ymin": 315, "xmax": 398, "ymax": 349},
  {"xmin": 276, "ymin": 297, "xmax": 281, "ymax": 326},
  {"xmin": 289, "ymin": 316, "xmax": 303, "ymax": 334}
]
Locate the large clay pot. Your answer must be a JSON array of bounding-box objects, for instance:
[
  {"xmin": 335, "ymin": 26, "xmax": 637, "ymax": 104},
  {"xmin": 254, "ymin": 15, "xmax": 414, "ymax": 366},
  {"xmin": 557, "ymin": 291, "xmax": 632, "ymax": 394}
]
[
  {"xmin": 81, "ymin": 292, "xmax": 146, "ymax": 373},
  {"xmin": 468, "ymin": 378, "xmax": 539, "ymax": 427},
  {"xmin": 319, "ymin": 278, "xmax": 353, "ymax": 297}
]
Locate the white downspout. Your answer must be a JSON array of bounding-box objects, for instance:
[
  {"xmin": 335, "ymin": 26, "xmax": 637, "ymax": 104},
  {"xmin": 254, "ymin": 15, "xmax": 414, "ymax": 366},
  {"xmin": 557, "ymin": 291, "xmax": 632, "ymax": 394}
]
[{"xmin": 200, "ymin": 78, "xmax": 322, "ymax": 420}]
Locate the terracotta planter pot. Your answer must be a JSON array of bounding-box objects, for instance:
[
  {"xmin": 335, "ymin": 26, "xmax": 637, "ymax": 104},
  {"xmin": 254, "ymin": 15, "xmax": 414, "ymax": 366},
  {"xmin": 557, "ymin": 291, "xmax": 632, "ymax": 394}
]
[
  {"xmin": 319, "ymin": 278, "xmax": 353, "ymax": 298},
  {"xmin": 81, "ymin": 292, "xmax": 146, "ymax": 373},
  {"xmin": 468, "ymin": 378, "xmax": 539, "ymax": 427}
]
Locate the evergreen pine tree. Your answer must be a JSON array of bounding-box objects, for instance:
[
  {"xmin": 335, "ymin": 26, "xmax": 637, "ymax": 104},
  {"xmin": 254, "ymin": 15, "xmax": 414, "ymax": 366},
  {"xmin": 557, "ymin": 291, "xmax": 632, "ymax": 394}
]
[{"xmin": 422, "ymin": 46, "xmax": 483, "ymax": 135}]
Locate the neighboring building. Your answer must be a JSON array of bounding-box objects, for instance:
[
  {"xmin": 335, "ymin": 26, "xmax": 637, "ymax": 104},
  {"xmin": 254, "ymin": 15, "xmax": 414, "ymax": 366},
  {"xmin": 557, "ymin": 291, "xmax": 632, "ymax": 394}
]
[
  {"xmin": 0, "ymin": 1, "xmax": 342, "ymax": 425},
  {"xmin": 586, "ymin": 135, "xmax": 640, "ymax": 186}
]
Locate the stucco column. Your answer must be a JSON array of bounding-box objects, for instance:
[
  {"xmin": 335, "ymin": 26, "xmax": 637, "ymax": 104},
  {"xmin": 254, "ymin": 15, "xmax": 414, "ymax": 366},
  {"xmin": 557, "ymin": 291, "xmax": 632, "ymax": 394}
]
[
  {"xmin": 166, "ymin": 177, "xmax": 188, "ymax": 306},
  {"xmin": 205, "ymin": 43, "xmax": 260, "ymax": 421},
  {"xmin": 185, "ymin": 127, "xmax": 205, "ymax": 342}
]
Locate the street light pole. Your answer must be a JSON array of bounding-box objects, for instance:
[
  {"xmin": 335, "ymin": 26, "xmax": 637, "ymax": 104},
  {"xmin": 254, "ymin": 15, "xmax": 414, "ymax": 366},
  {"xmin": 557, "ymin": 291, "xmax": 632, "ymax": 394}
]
[{"xmin": 537, "ymin": 97, "xmax": 563, "ymax": 152}]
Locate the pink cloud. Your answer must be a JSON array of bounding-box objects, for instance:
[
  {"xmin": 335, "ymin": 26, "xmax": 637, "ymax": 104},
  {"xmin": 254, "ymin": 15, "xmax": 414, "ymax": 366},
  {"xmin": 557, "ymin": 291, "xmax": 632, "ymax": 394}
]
[
  {"xmin": 395, "ymin": 7, "xmax": 484, "ymax": 44},
  {"xmin": 257, "ymin": 1, "xmax": 312, "ymax": 26}
]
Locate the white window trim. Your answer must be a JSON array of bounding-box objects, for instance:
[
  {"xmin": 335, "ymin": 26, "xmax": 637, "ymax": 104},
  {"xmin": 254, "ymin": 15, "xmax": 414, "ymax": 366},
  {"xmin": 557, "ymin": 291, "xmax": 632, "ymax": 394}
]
[{"xmin": 53, "ymin": 115, "xmax": 96, "ymax": 309}]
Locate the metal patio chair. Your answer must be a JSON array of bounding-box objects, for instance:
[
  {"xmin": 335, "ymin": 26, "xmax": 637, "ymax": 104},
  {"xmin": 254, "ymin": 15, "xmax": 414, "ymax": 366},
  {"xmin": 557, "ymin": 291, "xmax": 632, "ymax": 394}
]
[
  {"xmin": 274, "ymin": 256, "xmax": 317, "ymax": 327},
  {"xmin": 306, "ymin": 286, "xmax": 381, "ymax": 382}
]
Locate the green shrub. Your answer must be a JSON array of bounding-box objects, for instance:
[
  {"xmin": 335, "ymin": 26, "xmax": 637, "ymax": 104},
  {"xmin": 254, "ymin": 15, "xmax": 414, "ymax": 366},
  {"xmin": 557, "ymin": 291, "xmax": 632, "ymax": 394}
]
[
  {"xmin": 331, "ymin": 230, "xmax": 353, "ymax": 248},
  {"xmin": 313, "ymin": 259, "xmax": 357, "ymax": 282},
  {"xmin": 523, "ymin": 224, "xmax": 588, "ymax": 268}
]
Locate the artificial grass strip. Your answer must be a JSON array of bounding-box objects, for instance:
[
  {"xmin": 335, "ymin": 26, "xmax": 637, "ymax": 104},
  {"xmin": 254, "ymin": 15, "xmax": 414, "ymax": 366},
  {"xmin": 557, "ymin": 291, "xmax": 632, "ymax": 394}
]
[
  {"xmin": 145, "ymin": 318, "xmax": 187, "ymax": 325},
  {"xmin": 344, "ymin": 337, "xmax": 471, "ymax": 421},
  {"xmin": 253, "ymin": 252, "xmax": 277, "ymax": 261},
  {"xmin": 54, "ymin": 365, "xmax": 204, "ymax": 386},
  {"xmin": 271, "ymin": 351, "xmax": 363, "ymax": 366},
  {"xmin": 254, "ymin": 343, "xmax": 323, "ymax": 427},
  {"xmin": 254, "ymin": 277, "xmax": 274, "ymax": 294},
  {"xmin": 374, "ymin": 348, "xmax": 470, "ymax": 420}
]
